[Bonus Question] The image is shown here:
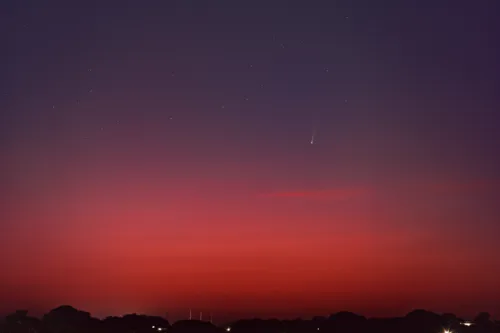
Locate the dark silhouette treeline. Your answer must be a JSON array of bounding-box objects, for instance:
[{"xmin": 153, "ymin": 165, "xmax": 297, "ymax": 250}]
[{"xmin": 1, "ymin": 306, "xmax": 499, "ymax": 333}]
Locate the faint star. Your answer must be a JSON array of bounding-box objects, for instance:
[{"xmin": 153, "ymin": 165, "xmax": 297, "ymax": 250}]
[
  {"xmin": 88, "ymin": 68, "xmax": 92, "ymax": 72},
  {"xmin": 52, "ymin": 105, "xmax": 55, "ymax": 109},
  {"xmin": 325, "ymin": 68, "xmax": 329, "ymax": 73},
  {"xmin": 344, "ymin": 99, "xmax": 348, "ymax": 103},
  {"xmin": 280, "ymin": 43, "xmax": 285, "ymax": 48},
  {"xmin": 100, "ymin": 127, "xmax": 104, "ymax": 131},
  {"xmin": 221, "ymin": 105, "xmax": 225, "ymax": 109},
  {"xmin": 345, "ymin": 16, "xmax": 349, "ymax": 19},
  {"xmin": 89, "ymin": 88, "xmax": 93, "ymax": 93}
]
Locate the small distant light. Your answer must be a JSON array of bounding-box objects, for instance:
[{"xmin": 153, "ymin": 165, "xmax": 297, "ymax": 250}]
[
  {"xmin": 444, "ymin": 330, "xmax": 452, "ymax": 333},
  {"xmin": 462, "ymin": 322, "xmax": 472, "ymax": 327},
  {"xmin": 226, "ymin": 327, "xmax": 231, "ymax": 332},
  {"xmin": 152, "ymin": 326, "xmax": 155, "ymax": 329},
  {"xmin": 317, "ymin": 328, "xmax": 320, "ymax": 331},
  {"xmin": 157, "ymin": 328, "xmax": 162, "ymax": 331}
]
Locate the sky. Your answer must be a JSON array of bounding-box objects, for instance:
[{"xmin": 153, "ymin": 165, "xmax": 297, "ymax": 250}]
[{"xmin": 1, "ymin": 0, "xmax": 499, "ymax": 323}]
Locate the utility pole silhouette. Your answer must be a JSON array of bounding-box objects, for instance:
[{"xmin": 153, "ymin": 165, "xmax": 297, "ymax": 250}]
[{"xmin": 189, "ymin": 309, "xmax": 192, "ymax": 320}]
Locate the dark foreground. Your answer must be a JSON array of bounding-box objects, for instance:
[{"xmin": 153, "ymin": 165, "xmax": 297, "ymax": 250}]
[{"xmin": 1, "ymin": 306, "xmax": 499, "ymax": 333}]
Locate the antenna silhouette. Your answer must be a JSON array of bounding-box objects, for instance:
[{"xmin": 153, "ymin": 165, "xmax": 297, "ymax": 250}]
[
  {"xmin": 200, "ymin": 311, "xmax": 203, "ymax": 321},
  {"xmin": 209, "ymin": 312, "xmax": 213, "ymax": 324},
  {"xmin": 189, "ymin": 309, "xmax": 192, "ymax": 320}
]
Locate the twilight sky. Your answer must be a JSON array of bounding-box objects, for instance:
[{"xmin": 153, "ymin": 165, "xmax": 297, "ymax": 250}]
[{"xmin": 1, "ymin": 0, "xmax": 499, "ymax": 322}]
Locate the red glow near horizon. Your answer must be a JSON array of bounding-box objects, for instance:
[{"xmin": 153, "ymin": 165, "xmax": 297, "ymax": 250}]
[{"xmin": 2, "ymin": 161, "xmax": 500, "ymax": 319}]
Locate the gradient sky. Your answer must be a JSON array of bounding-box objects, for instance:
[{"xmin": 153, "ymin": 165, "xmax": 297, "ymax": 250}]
[{"xmin": 1, "ymin": 0, "xmax": 500, "ymax": 322}]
